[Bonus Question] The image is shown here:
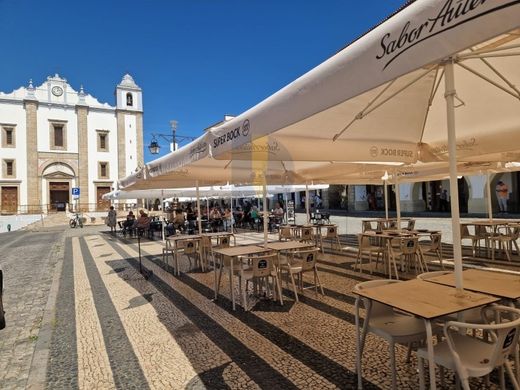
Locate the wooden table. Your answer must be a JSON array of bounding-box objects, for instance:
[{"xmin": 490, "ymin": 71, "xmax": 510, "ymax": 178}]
[
  {"xmin": 212, "ymin": 245, "xmax": 271, "ymax": 310},
  {"xmin": 354, "ymin": 279, "xmax": 498, "ymax": 390},
  {"xmin": 425, "ymin": 268, "xmax": 520, "ymax": 300},
  {"xmin": 263, "ymin": 241, "xmax": 315, "ymax": 251}
]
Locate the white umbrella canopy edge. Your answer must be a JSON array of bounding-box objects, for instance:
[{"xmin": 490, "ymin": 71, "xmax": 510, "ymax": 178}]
[{"xmin": 204, "ymin": 1, "xmax": 520, "ymax": 159}]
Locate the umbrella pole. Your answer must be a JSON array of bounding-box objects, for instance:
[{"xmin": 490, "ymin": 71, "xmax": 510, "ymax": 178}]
[
  {"xmin": 305, "ymin": 183, "xmax": 310, "ymax": 224},
  {"xmin": 384, "ymin": 180, "xmax": 389, "ymax": 220},
  {"xmin": 445, "ymin": 59, "xmax": 464, "ymax": 292},
  {"xmin": 263, "ymin": 184, "xmax": 268, "ymax": 244},
  {"xmin": 196, "ymin": 181, "xmax": 202, "ymax": 234},
  {"xmin": 283, "ymin": 191, "xmax": 288, "ymax": 224},
  {"xmin": 161, "ymin": 193, "xmax": 165, "ymax": 242},
  {"xmin": 138, "ymin": 234, "xmax": 142, "ymax": 274},
  {"xmin": 395, "ymin": 172, "xmax": 401, "ymax": 228},
  {"xmin": 486, "ymin": 172, "xmax": 493, "ymax": 222}
]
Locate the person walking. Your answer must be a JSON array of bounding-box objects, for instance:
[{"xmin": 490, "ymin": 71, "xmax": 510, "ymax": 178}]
[
  {"xmin": 106, "ymin": 206, "xmax": 117, "ymax": 233},
  {"xmin": 496, "ymin": 180, "xmax": 509, "ymax": 213}
]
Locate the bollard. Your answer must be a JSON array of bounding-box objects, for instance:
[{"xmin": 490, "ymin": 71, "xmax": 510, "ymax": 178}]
[{"xmin": 7, "ymin": 224, "xmax": 11, "ymax": 232}]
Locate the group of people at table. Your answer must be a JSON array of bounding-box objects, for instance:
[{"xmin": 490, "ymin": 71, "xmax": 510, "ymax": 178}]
[{"xmin": 115, "ymin": 202, "xmax": 288, "ymax": 237}]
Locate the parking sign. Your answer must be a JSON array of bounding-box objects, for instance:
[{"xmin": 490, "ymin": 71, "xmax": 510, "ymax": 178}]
[{"xmin": 72, "ymin": 187, "xmax": 80, "ymax": 199}]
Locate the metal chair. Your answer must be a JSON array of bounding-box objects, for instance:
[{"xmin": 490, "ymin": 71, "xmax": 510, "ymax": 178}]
[
  {"xmin": 489, "ymin": 225, "xmax": 520, "ymax": 262},
  {"xmin": 418, "ymin": 232, "xmax": 444, "ymax": 269},
  {"xmin": 417, "ymin": 305, "xmax": 520, "ymax": 390},
  {"xmin": 354, "ymin": 279, "xmax": 429, "ymax": 390},
  {"xmin": 279, "ymin": 247, "xmax": 323, "ymax": 302},
  {"xmin": 278, "ymin": 226, "xmax": 293, "ymax": 241},
  {"xmin": 238, "ymin": 252, "xmax": 283, "ymax": 311},
  {"xmin": 324, "ymin": 225, "xmax": 341, "ymax": 251},
  {"xmin": 388, "ymin": 237, "xmax": 428, "ymax": 279},
  {"xmin": 354, "ymin": 234, "xmax": 384, "ymax": 275}
]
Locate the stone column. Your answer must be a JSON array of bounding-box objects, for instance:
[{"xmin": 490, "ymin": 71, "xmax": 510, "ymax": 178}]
[
  {"xmin": 76, "ymin": 105, "xmax": 89, "ymax": 207},
  {"xmin": 116, "ymin": 111, "xmax": 126, "ymax": 179},
  {"xmin": 24, "ymin": 100, "xmax": 39, "ymax": 211},
  {"xmin": 135, "ymin": 112, "xmax": 144, "ymax": 168}
]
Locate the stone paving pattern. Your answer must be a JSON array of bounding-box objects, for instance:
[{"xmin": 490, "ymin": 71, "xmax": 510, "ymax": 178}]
[{"xmin": 1, "ymin": 214, "xmax": 518, "ymax": 389}]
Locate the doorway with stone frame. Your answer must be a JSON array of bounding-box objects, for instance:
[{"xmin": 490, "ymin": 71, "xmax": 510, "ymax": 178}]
[{"xmin": 1, "ymin": 186, "xmax": 18, "ymax": 214}]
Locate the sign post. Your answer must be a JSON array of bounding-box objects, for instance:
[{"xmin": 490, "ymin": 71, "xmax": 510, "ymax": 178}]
[{"xmin": 72, "ymin": 187, "xmax": 80, "ymax": 213}]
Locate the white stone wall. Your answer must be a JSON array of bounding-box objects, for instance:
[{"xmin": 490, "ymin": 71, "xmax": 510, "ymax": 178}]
[
  {"xmin": 0, "ymin": 102, "xmax": 27, "ymax": 205},
  {"xmin": 36, "ymin": 105, "xmax": 79, "ymax": 153},
  {"xmin": 87, "ymin": 110, "xmax": 118, "ymax": 203},
  {"xmin": 124, "ymin": 114, "xmax": 138, "ymax": 175}
]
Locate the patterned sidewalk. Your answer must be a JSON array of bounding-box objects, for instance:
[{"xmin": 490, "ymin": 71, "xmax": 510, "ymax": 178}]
[{"xmin": 38, "ymin": 226, "xmax": 514, "ymax": 389}]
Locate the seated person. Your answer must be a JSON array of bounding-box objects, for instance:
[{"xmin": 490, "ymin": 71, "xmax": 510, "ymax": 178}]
[
  {"xmin": 173, "ymin": 209, "xmax": 186, "ymax": 233},
  {"xmin": 133, "ymin": 210, "xmax": 151, "ymax": 232},
  {"xmin": 122, "ymin": 210, "xmax": 136, "ymax": 233}
]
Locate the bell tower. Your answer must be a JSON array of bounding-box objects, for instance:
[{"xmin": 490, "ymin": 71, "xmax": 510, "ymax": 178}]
[{"xmin": 115, "ymin": 74, "xmax": 143, "ymax": 179}]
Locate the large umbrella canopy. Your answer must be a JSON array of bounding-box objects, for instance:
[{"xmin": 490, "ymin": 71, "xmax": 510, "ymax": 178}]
[
  {"xmin": 193, "ymin": 0, "xmax": 520, "ymax": 302},
  {"xmin": 205, "ymin": 2, "xmax": 520, "ymax": 163}
]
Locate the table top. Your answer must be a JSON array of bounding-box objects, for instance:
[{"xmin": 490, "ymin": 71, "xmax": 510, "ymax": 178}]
[
  {"xmin": 462, "ymin": 220, "xmax": 511, "ymax": 226},
  {"xmin": 201, "ymin": 232, "xmax": 234, "ymax": 237},
  {"xmin": 263, "ymin": 241, "xmax": 315, "ymax": 251},
  {"xmin": 354, "ymin": 279, "xmax": 499, "ymax": 319},
  {"xmin": 212, "ymin": 245, "xmax": 270, "ymax": 257},
  {"xmin": 362, "ymin": 218, "xmax": 412, "ymax": 222},
  {"xmin": 167, "ymin": 234, "xmax": 201, "ymax": 241},
  {"xmin": 362, "ymin": 230, "xmax": 414, "ymax": 239},
  {"xmin": 426, "ymin": 269, "xmax": 520, "ymax": 300}
]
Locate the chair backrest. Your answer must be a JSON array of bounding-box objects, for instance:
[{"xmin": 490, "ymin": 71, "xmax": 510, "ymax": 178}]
[
  {"xmin": 429, "ymin": 233, "xmax": 442, "ymax": 250},
  {"xmin": 445, "ymin": 305, "xmax": 520, "ymax": 377},
  {"xmin": 399, "ymin": 237, "xmax": 419, "ymax": 255},
  {"xmin": 301, "ymin": 227, "xmax": 313, "ymax": 240},
  {"xmin": 406, "ymin": 219, "xmax": 416, "ymax": 231},
  {"xmin": 280, "ymin": 226, "xmax": 292, "ymax": 239},
  {"xmin": 217, "ymin": 236, "xmax": 230, "ymax": 248},
  {"xmin": 326, "ymin": 225, "xmax": 338, "ymax": 238},
  {"xmin": 460, "ymin": 224, "xmax": 470, "ymax": 238},
  {"xmin": 292, "ymin": 248, "xmax": 320, "ymax": 271},
  {"xmin": 201, "ymin": 236, "xmax": 212, "ymax": 249},
  {"xmin": 362, "ymin": 221, "xmax": 373, "ymax": 232},
  {"xmin": 354, "ymin": 279, "xmax": 402, "ymax": 317},
  {"xmin": 180, "ymin": 239, "xmax": 198, "ymax": 254},
  {"xmin": 417, "ymin": 270, "xmax": 452, "ymax": 280},
  {"xmin": 165, "ymin": 238, "xmax": 174, "ymax": 250},
  {"xmin": 247, "ymin": 253, "xmax": 278, "ymax": 278},
  {"xmin": 388, "ymin": 220, "xmax": 398, "ymax": 230},
  {"xmin": 475, "ymin": 225, "xmax": 489, "ymax": 238},
  {"xmin": 357, "ymin": 234, "xmax": 375, "ymax": 250}
]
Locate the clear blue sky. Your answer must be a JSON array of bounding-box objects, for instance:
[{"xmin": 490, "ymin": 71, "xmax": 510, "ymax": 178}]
[{"xmin": 0, "ymin": 0, "xmax": 406, "ymax": 162}]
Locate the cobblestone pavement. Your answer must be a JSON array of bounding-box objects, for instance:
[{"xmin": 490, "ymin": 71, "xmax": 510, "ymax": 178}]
[
  {"xmin": 2, "ymin": 216, "xmax": 518, "ymax": 389},
  {"xmin": 0, "ymin": 227, "xmax": 65, "ymax": 389}
]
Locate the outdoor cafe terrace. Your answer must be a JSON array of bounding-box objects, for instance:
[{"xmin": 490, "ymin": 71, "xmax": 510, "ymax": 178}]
[{"xmin": 92, "ymin": 212, "xmax": 520, "ymax": 389}]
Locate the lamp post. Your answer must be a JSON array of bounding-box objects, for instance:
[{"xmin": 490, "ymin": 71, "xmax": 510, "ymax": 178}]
[{"xmin": 148, "ymin": 120, "xmax": 197, "ymax": 155}]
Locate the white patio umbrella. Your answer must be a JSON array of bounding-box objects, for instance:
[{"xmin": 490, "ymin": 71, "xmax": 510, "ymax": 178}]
[{"xmin": 200, "ymin": 1, "xmax": 520, "ymax": 293}]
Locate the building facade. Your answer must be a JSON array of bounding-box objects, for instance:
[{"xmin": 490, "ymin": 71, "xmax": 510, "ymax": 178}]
[{"xmin": 0, "ymin": 73, "xmax": 143, "ymax": 214}]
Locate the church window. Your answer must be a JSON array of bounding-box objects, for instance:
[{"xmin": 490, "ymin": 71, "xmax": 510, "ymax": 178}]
[
  {"xmin": 97, "ymin": 131, "xmax": 109, "ymax": 152},
  {"xmin": 99, "ymin": 162, "xmax": 109, "ymax": 179},
  {"xmin": 2, "ymin": 126, "xmax": 15, "ymax": 147},
  {"xmin": 50, "ymin": 121, "xmax": 67, "ymax": 150},
  {"xmin": 4, "ymin": 160, "xmax": 14, "ymax": 177},
  {"xmin": 126, "ymin": 92, "xmax": 133, "ymax": 106}
]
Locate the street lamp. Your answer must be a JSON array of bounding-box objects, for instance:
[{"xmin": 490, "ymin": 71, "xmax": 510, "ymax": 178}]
[{"xmin": 148, "ymin": 120, "xmax": 197, "ymax": 155}]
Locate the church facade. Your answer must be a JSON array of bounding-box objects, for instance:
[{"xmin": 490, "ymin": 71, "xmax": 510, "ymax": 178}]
[{"xmin": 0, "ymin": 73, "xmax": 143, "ymax": 213}]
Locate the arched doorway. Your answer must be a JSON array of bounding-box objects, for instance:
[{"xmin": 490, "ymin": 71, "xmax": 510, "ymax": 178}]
[{"xmin": 42, "ymin": 162, "xmax": 76, "ymax": 212}]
